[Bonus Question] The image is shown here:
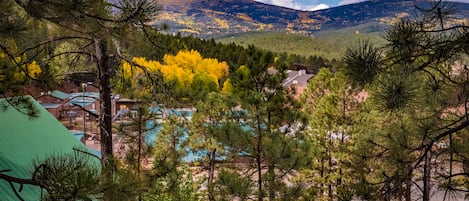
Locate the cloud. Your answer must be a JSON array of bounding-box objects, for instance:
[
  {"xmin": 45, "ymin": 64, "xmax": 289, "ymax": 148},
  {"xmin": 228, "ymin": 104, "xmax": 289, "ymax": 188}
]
[
  {"xmin": 255, "ymin": 0, "xmax": 329, "ymax": 11},
  {"xmin": 338, "ymin": 0, "xmax": 367, "ymax": 6},
  {"xmin": 256, "ymin": 0, "xmax": 294, "ymax": 8},
  {"xmin": 337, "ymin": 0, "xmax": 469, "ymax": 6},
  {"xmin": 301, "ymin": 4, "xmax": 330, "ymax": 11}
]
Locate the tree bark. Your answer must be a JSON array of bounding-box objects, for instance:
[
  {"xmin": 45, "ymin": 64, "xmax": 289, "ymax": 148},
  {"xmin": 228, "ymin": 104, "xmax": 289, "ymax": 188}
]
[
  {"xmin": 95, "ymin": 38, "xmax": 114, "ymax": 201},
  {"xmin": 328, "ymin": 130, "xmax": 333, "ymax": 200},
  {"xmin": 268, "ymin": 164, "xmax": 275, "ymax": 201},
  {"xmin": 320, "ymin": 158, "xmax": 325, "ymax": 197},
  {"xmin": 137, "ymin": 108, "xmax": 143, "ymax": 201},
  {"xmin": 95, "ymin": 38, "xmax": 113, "ymax": 169},
  {"xmin": 138, "ymin": 110, "xmax": 143, "ymax": 176},
  {"xmin": 405, "ymin": 166, "xmax": 412, "ymax": 201},
  {"xmin": 256, "ymin": 105, "xmax": 263, "ymax": 201},
  {"xmin": 208, "ymin": 149, "xmax": 216, "ymax": 201},
  {"xmin": 423, "ymin": 151, "xmax": 431, "ymax": 201}
]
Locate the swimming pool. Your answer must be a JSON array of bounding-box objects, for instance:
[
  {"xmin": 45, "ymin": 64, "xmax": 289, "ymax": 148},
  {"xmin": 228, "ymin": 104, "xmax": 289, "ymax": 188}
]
[{"xmin": 144, "ymin": 109, "xmax": 201, "ymax": 162}]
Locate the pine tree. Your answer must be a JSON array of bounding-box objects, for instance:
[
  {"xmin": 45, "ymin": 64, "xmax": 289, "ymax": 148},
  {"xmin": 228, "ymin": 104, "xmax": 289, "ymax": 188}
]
[
  {"xmin": 1, "ymin": 0, "xmax": 159, "ymax": 200},
  {"xmin": 229, "ymin": 47, "xmax": 313, "ymax": 201},
  {"xmin": 9, "ymin": 0, "xmax": 159, "ymax": 171},
  {"xmin": 301, "ymin": 68, "xmax": 359, "ymax": 200},
  {"xmin": 147, "ymin": 112, "xmax": 202, "ymax": 201},
  {"xmin": 189, "ymin": 92, "xmax": 244, "ymax": 201},
  {"xmin": 343, "ymin": 1, "xmax": 469, "ymax": 199}
]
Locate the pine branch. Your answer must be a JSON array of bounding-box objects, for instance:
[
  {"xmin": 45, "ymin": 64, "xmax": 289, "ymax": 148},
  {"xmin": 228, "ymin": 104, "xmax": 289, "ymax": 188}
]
[{"xmin": 0, "ymin": 170, "xmax": 48, "ymax": 201}]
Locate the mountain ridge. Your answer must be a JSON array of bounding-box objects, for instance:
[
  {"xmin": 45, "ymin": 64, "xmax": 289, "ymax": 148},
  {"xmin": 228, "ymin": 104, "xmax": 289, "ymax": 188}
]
[{"xmin": 155, "ymin": 0, "xmax": 469, "ymax": 38}]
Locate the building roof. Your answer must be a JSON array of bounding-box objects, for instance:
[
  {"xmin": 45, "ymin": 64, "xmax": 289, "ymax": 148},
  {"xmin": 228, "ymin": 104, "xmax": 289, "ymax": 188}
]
[
  {"xmin": 0, "ymin": 96, "xmax": 92, "ymax": 200},
  {"xmin": 34, "ymin": 90, "xmax": 70, "ymax": 101},
  {"xmin": 69, "ymin": 92, "xmax": 99, "ymax": 107},
  {"xmin": 50, "ymin": 90, "xmax": 71, "ymax": 100},
  {"xmin": 40, "ymin": 103, "xmax": 62, "ymax": 109},
  {"xmin": 282, "ymin": 70, "xmax": 314, "ymax": 87},
  {"xmin": 115, "ymin": 98, "xmax": 139, "ymax": 103}
]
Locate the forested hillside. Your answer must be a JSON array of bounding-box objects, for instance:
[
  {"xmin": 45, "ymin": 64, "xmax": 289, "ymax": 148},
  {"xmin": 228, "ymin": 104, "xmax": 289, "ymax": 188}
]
[
  {"xmin": 216, "ymin": 26, "xmax": 385, "ymax": 60},
  {"xmin": 156, "ymin": 0, "xmax": 469, "ymax": 38},
  {"xmin": 126, "ymin": 31, "xmax": 338, "ymax": 75}
]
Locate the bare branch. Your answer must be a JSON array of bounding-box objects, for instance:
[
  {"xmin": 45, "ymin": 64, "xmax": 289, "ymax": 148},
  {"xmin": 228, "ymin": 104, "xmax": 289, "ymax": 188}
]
[
  {"xmin": 48, "ymin": 51, "xmax": 97, "ymax": 61},
  {"xmin": 20, "ymin": 36, "xmax": 92, "ymax": 56}
]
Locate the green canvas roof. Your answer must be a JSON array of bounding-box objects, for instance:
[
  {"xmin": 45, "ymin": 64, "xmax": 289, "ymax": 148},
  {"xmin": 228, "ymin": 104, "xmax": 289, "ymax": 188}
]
[{"xmin": 0, "ymin": 96, "xmax": 93, "ymax": 200}]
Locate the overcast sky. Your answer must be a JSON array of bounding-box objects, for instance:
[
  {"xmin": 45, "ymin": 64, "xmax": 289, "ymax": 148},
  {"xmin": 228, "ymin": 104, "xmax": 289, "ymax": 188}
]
[{"xmin": 255, "ymin": 0, "xmax": 469, "ymax": 11}]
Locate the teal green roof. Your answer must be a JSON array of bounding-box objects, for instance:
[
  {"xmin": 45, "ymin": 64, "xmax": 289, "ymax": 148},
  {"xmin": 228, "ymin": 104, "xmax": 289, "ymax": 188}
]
[
  {"xmin": 50, "ymin": 90, "xmax": 70, "ymax": 100},
  {"xmin": 0, "ymin": 96, "xmax": 92, "ymax": 200}
]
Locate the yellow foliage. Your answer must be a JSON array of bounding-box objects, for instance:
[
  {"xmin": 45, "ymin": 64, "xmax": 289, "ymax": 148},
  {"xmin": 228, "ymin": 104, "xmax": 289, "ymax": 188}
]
[
  {"xmin": 27, "ymin": 61, "xmax": 42, "ymax": 79},
  {"xmin": 237, "ymin": 65, "xmax": 250, "ymax": 76},
  {"xmin": 222, "ymin": 78, "xmax": 233, "ymax": 94},
  {"xmin": 122, "ymin": 50, "xmax": 229, "ymax": 92},
  {"xmin": 120, "ymin": 61, "xmax": 144, "ymax": 86},
  {"xmin": 13, "ymin": 70, "xmax": 25, "ymax": 81},
  {"xmin": 214, "ymin": 18, "xmax": 230, "ymax": 29},
  {"xmin": 179, "ymin": 29, "xmax": 200, "ymax": 34},
  {"xmin": 237, "ymin": 13, "xmax": 254, "ymax": 22},
  {"xmin": 1, "ymin": 52, "xmax": 42, "ymax": 81}
]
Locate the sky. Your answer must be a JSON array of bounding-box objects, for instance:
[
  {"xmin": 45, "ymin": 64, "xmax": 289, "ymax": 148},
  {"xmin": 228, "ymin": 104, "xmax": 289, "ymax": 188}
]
[{"xmin": 255, "ymin": 0, "xmax": 469, "ymax": 11}]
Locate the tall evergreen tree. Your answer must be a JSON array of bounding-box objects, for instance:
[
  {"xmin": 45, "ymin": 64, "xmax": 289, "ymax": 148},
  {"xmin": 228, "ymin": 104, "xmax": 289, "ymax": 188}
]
[
  {"xmin": 343, "ymin": 1, "xmax": 469, "ymax": 199},
  {"xmin": 1, "ymin": 1, "xmax": 160, "ymax": 200},
  {"xmin": 9, "ymin": 0, "xmax": 159, "ymax": 171},
  {"xmin": 147, "ymin": 113, "xmax": 202, "ymax": 201},
  {"xmin": 229, "ymin": 46, "xmax": 313, "ymax": 201},
  {"xmin": 189, "ymin": 92, "xmax": 245, "ymax": 201},
  {"xmin": 301, "ymin": 68, "xmax": 360, "ymax": 200}
]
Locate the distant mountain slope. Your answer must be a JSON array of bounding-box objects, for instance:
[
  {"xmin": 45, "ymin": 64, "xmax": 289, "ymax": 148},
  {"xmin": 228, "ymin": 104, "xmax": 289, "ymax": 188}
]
[
  {"xmin": 216, "ymin": 23, "xmax": 386, "ymax": 60},
  {"xmin": 155, "ymin": 0, "xmax": 469, "ymax": 38}
]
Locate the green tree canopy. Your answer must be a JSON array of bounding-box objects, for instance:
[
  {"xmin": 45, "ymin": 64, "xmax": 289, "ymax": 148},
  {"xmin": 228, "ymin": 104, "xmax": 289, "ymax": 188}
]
[{"xmin": 343, "ymin": 1, "xmax": 469, "ymax": 199}]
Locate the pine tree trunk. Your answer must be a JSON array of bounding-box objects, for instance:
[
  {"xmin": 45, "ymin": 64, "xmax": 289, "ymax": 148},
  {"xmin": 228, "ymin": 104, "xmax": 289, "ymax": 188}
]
[
  {"xmin": 328, "ymin": 131, "xmax": 333, "ymax": 200},
  {"xmin": 328, "ymin": 166, "xmax": 333, "ymax": 200},
  {"xmin": 138, "ymin": 110, "xmax": 143, "ymax": 176},
  {"xmin": 268, "ymin": 164, "xmax": 275, "ymax": 201},
  {"xmin": 423, "ymin": 151, "xmax": 431, "ymax": 201},
  {"xmin": 396, "ymin": 183, "xmax": 402, "ymax": 201},
  {"xmin": 95, "ymin": 38, "xmax": 113, "ymax": 168},
  {"xmin": 208, "ymin": 149, "xmax": 216, "ymax": 201},
  {"xmin": 256, "ymin": 106, "xmax": 263, "ymax": 201},
  {"xmin": 95, "ymin": 38, "xmax": 114, "ymax": 201},
  {"xmin": 137, "ymin": 109, "xmax": 143, "ymax": 201},
  {"xmin": 320, "ymin": 158, "xmax": 325, "ymax": 197},
  {"xmin": 257, "ymin": 136, "xmax": 263, "ymax": 201},
  {"xmin": 405, "ymin": 166, "xmax": 412, "ymax": 201}
]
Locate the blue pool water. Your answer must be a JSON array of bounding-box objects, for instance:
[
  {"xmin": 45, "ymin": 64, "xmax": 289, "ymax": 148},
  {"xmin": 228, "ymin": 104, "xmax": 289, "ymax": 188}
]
[{"xmin": 144, "ymin": 109, "xmax": 202, "ymax": 162}]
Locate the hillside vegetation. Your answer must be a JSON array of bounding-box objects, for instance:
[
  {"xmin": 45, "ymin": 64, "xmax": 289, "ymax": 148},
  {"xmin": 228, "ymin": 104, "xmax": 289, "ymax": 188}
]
[
  {"xmin": 216, "ymin": 26, "xmax": 386, "ymax": 60},
  {"xmin": 156, "ymin": 0, "xmax": 469, "ymax": 38}
]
